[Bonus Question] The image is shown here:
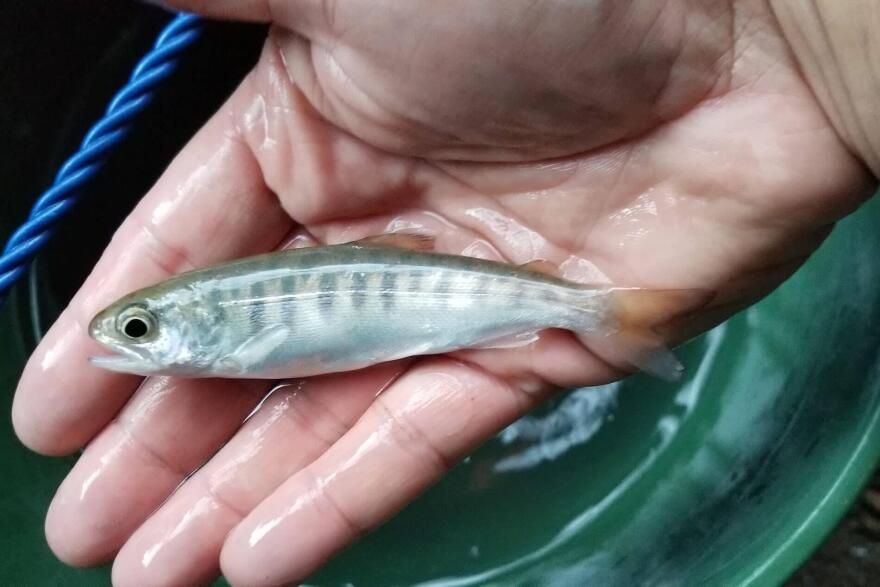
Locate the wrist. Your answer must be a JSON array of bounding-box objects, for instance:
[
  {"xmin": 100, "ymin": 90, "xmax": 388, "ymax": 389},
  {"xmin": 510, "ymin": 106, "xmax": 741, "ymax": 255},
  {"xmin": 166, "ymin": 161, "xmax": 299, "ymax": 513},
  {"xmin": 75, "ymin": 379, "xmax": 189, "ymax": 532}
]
[{"xmin": 771, "ymin": 0, "xmax": 880, "ymax": 178}]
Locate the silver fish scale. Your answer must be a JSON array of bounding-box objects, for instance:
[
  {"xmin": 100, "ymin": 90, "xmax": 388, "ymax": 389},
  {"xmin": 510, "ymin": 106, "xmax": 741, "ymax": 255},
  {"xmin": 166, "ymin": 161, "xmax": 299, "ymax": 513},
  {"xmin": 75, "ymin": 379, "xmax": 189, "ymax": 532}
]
[
  {"xmin": 219, "ymin": 263, "xmax": 577, "ymax": 377},
  {"xmin": 94, "ymin": 245, "xmax": 612, "ymax": 379}
]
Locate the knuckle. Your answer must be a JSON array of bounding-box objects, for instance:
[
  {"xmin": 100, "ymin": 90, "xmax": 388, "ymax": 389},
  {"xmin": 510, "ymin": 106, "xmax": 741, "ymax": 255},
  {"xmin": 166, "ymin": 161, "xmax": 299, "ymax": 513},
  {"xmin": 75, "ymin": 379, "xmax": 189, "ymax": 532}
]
[
  {"xmin": 304, "ymin": 467, "xmax": 363, "ymax": 539},
  {"xmin": 374, "ymin": 395, "xmax": 451, "ymax": 474}
]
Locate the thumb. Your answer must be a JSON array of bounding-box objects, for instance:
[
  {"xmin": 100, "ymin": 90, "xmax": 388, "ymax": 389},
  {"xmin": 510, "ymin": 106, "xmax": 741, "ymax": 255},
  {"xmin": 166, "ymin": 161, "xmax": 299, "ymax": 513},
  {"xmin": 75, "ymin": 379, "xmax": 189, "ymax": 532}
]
[
  {"xmin": 143, "ymin": 0, "xmax": 272, "ymax": 21},
  {"xmin": 144, "ymin": 0, "xmax": 336, "ymax": 37}
]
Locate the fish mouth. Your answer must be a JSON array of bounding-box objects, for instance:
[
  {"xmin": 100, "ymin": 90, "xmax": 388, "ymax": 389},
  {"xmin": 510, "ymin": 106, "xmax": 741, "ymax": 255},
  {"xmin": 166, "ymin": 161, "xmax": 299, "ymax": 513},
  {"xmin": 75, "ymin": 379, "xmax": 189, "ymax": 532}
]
[
  {"xmin": 88, "ymin": 353, "xmax": 159, "ymax": 375},
  {"xmin": 88, "ymin": 330, "xmax": 159, "ymax": 376}
]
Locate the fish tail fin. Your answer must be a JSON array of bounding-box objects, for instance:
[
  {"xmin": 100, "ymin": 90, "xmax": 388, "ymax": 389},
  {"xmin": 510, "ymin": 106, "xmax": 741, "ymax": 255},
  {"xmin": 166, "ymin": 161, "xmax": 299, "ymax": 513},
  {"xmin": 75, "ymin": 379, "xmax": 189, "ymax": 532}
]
[{"xmin": 573, "ymin": 288, "xmax": 713, "ymax": 382}]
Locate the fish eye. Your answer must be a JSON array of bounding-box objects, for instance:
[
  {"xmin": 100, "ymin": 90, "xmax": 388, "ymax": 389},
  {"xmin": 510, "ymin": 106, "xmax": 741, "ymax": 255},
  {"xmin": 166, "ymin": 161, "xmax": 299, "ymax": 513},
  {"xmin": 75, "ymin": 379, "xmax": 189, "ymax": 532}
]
[
  {"xmin": 117, "ymin": 307, "xmax": 156, "ymax": 341},
  {"xmin": 123, "ymin": 317, "xmax": 149, "ymax": 338}
]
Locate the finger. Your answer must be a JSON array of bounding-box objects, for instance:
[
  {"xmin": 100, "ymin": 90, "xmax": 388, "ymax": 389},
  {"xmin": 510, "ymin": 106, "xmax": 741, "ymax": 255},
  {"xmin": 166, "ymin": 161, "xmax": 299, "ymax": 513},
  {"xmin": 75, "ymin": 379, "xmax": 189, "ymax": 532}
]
[
  {"xmin": 110, "ymin": 363, "xmax": 404, "ymax": 587},
  {"xmin": 220, "ymin": 358, "xmax": 543, "ymax": 587},
  {"xmin": 44, "ymin": 376, "xmax": 270, "ymax": 567},
  {"xmin": 12, "ymin": 81, "xmax": 292, "ymax": 455}
]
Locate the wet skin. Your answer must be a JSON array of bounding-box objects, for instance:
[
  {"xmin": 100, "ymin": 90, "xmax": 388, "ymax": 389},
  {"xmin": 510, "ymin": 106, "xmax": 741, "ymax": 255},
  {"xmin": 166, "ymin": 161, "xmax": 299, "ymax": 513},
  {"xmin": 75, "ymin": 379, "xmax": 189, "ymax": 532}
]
[{"xmin": 11, "ymin": 1, "xmax": 875, "ymax": 586}]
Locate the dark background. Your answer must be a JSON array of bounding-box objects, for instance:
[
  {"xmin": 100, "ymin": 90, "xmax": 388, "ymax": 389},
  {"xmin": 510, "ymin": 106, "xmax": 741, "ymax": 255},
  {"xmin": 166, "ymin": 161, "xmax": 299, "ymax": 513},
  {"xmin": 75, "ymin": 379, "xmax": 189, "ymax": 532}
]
[{"xmin": 0, "ymin": 0, "xmax": 877, "ymax": 584}]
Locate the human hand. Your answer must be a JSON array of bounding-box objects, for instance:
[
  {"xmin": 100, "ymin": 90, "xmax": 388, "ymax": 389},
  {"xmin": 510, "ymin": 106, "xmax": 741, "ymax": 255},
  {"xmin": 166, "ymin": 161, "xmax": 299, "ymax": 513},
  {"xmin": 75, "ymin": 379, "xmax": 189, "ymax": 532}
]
[{"xmin": 12, "ymin": 1, "xmax": 874, "ymax": 585}]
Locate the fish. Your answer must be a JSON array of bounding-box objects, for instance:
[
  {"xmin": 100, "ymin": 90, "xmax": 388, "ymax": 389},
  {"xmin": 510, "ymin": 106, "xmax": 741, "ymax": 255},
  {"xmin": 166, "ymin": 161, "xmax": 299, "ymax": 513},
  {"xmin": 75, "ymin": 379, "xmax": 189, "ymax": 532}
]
[{"xmin": 88, "ymin": 234, "xmax": 708, "ymax": 381}]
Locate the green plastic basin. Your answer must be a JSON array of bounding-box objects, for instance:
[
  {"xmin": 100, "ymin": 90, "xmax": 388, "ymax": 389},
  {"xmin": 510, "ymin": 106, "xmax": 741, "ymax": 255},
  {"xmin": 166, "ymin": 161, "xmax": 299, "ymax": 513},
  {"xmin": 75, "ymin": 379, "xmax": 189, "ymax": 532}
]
[{"xmin": 2, "ymin": 194, "xmax": 880, "ymax": 586}]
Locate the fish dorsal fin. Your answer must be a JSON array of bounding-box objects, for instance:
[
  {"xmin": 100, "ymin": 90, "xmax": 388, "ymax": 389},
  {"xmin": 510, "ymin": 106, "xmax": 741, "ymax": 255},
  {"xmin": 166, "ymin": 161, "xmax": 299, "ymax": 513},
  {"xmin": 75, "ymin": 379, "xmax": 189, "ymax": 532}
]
[
  {"xmin": 519, "ymin": 259, "xmax": 558, "ymax": 276},
  {"xmin": 352, "ymin": 232, "xmax": 436, "ymax": 252}
]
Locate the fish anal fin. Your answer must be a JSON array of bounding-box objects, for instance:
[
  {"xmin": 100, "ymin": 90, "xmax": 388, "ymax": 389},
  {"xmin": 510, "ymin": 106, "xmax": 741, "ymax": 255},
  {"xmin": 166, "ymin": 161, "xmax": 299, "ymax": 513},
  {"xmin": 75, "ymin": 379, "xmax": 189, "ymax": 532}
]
[
  {"xmin": 576, "ymin": 329, "xmax": 683, "ymax": 382},
  {"xmin": 472, "ymin": 330, "xmax": 541, "ymax": 350},
  {"xmin": 353, "ymin": 232, "xmax": 436, "ymax": 252}
]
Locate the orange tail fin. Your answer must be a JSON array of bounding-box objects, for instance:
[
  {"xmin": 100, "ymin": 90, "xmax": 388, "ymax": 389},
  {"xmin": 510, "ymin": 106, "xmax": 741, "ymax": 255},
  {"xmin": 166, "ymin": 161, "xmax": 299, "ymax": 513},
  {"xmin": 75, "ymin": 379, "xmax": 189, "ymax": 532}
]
[{"xmin": 574, "ymin": 288, "xmax": 713, "ymax": 382}]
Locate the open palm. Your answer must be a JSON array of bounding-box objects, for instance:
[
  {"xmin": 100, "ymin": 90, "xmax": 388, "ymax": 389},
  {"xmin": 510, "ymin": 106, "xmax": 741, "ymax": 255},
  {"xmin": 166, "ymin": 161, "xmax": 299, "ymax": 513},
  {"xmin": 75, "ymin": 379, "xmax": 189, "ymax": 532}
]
[{"xmin": 13, "ymin": 1, "xmax": 872, "ymax": 586}]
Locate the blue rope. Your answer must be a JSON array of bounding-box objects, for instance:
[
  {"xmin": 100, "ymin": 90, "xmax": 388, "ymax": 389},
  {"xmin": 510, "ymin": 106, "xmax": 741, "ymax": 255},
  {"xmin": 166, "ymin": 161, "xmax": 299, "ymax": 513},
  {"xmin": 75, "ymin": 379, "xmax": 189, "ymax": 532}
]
[{"xmin": 0, "ymin": 13, "xmax": 203, "ymax": 307}]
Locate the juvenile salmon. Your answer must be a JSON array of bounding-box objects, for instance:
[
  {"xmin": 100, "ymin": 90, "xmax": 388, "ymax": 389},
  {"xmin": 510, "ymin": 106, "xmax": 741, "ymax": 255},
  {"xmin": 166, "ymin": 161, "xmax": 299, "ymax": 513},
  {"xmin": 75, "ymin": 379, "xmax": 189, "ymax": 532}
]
[{"xmin": 88, "ymin": 234, "xmax": 704, "ymax": 381}]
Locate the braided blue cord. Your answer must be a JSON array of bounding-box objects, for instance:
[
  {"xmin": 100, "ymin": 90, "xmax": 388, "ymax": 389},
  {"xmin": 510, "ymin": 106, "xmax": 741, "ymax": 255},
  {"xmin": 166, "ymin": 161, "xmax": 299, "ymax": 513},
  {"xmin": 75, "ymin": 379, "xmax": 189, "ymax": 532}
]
[{"xmin": 0, "ymin": 13, "xmax": 203, "ymax": 307}]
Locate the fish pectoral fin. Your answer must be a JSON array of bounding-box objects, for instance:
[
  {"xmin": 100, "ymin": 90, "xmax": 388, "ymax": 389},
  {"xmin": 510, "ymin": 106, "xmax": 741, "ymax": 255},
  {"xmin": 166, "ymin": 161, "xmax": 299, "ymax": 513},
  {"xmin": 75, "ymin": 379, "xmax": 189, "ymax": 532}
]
[
  {"xmin": 471, "ymin": 330, "xmax": 542, "ymax": 350},
  {"xmin": 352, "ymin": 232, "xmax": 436, "ymax": 252},
  {"xmin": 219, "ymin": 324, "xmax": 290, "ymax": 375}
]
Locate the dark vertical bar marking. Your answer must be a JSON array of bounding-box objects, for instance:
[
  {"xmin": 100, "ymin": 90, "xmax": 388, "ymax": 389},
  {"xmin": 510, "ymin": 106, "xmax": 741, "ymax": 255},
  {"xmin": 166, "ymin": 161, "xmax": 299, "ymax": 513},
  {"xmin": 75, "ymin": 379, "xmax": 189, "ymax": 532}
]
[
  {"xmin": 209, "ymin": 286, "xmax": 227, "ymax": 324},
  {"xmin": 542, "ymin": 285, "xmax": 562, "ymax": 306},
  {"xmin": 318, "ymin": 271, "xmax": 337, "ymax": 313},
  {"xmin": 280, "ymin": 273, "xmax": 298, "ymax": 297},
  {"xmin": 381, "ymin": 270, "xmax": 397, "ymax": 310},
  {"xmin": 279, "ymin": 274, "xmax": 298, "ymax": 328},
  {"xmin": 250, "ymin": 279, "xmax": 268, "ymax": 302},
  {"xmin": 246, "ymin": 279, "xmax": 268, "ymax": 335},
  {"xmin": 433, "ymin": 269, "xmax": 452, "ymax": 302},
  {"xmin": 352, "ymin": 271, "xmax": 368, "ymax": 308},
  {"xmin": 408, "ymin": 270, "xmax": 422, "ymax": 294},
  {"xmin": 206, "ymin": 287, "xmax": 224, "ymax": 308}
]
